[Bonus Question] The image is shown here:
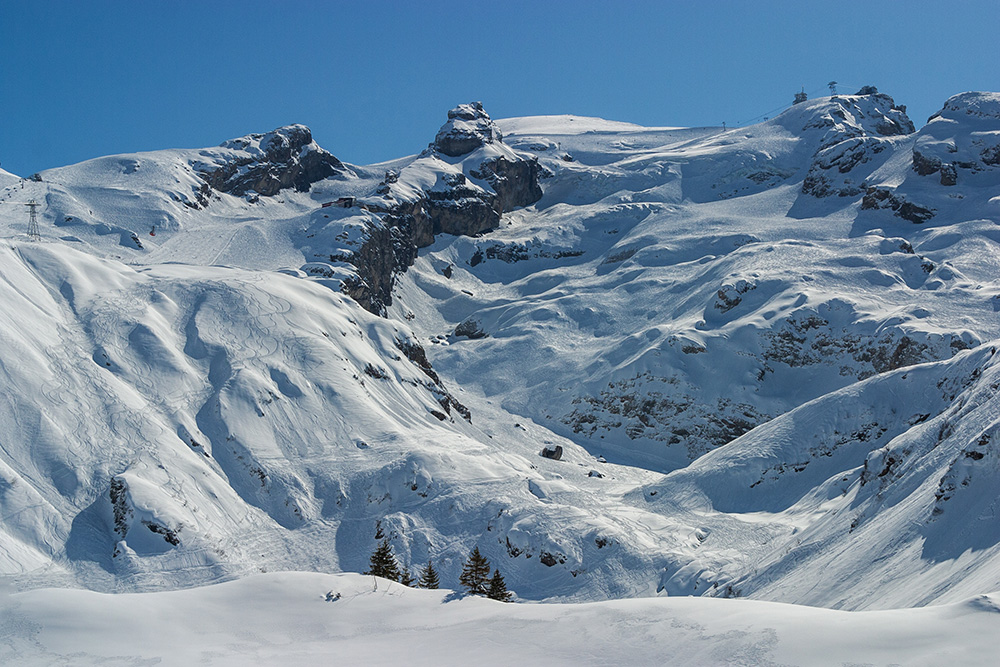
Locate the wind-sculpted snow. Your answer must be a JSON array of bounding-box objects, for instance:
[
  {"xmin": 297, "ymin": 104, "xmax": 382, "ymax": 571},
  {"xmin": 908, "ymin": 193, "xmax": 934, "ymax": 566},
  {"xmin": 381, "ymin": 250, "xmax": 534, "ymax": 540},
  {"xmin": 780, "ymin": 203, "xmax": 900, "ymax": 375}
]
[
  {"xmin": 5, "ymin": 572, "xmax": 1000, "ymax": 665},
  {"xmin": 0, "ymin": 241, "xmax": 693, "ymax": 601},
  {"xmin": 3, "ymin": 93, "xmax": 1000, "ymax": 615}
]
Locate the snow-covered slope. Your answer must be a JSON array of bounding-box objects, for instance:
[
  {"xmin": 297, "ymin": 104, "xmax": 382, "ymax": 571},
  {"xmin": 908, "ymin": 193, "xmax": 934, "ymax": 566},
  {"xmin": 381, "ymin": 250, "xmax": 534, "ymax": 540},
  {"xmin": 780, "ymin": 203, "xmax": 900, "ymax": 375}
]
[
  {"xmin": 406, "ymin": 91, "xmax": 998, "ymax": 469},
  {"xmin": 5, "ymin": 572, "xmax": 1000, "ymax": 666},
  {"xmin": 2, "ymin": 90, "xmax": 1000, "ymax": 621}
]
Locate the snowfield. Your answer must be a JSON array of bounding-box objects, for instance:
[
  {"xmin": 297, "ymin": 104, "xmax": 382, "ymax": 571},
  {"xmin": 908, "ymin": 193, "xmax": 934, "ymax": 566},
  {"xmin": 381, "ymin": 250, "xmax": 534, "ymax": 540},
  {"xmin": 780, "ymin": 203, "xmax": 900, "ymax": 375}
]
[
  {"xmin": 3, "ymin": 572, "xmax": 1000, "ymax": 666},
  {"xmin": 2, "ymin": 89, "xmax": 1000, "ymax": 662}
]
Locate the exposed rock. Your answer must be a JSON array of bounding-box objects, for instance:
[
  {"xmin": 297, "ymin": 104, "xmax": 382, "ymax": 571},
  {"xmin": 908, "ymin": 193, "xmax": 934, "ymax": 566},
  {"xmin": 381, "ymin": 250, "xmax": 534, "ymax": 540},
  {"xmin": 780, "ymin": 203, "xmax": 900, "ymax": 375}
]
[
  {"xmin": 715, "ymin": 280, "xmax": 756, "ymax": 313},
  {"xmin": 801, "ymin": 92, "xmax": 913, "ymax": 198},
  {"xmin": 470, "ymin": 156, "xmax": 545, "ymax": 212},
  {"xmin": 199, "ymin": 125, "xmax": 347, "ymax": 197},
  {"xmin": 912, "ymin": 150, "xmax": 943, "ymax": 176},
  {"xmin": 861, "ymin": 186, "xmax": 935, "ymax": 223},
  {"xmin": 541, "ymin": 445, "xmax": 564, "ymax": 460},
  {"xmin": 454, "ymin": 319, "xmax": 488, "ymax": 339},
  {"xmin": 108, "ymin": 475, "xmax": 181, "ymax": 548},
  {"xmin": 940, "ymin": 163, "xmax": 958, "ymax": 186},
  {"xmin": 394, "ymin": 336, "xmax": 472, "ymax": 422},
  {"xmin": 909, "ymin": 93, "xmax": 1000, "ymax": 187},
  {"xmin": 341, "ymin": 103, "xmax": 544, "ymax": 314},
  {"xmin": 981, "ymin": 144, "xmax": 1000, "ymax": 166},
  {"xmin": 433, "ymin": 102, "xmax": 503, "ymax": 157}
]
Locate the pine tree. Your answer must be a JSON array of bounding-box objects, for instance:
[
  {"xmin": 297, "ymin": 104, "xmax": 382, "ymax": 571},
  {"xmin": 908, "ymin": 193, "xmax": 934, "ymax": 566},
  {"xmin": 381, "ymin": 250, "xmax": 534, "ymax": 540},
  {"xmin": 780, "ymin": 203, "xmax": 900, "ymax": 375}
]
[
  {"xmin": 486, "ymin": 568, "xmax": 512, "ymax": 602},
  {"xmin": 459, "ymin": 546, "xmax": 491, "ymax": 595},
  {"xmin": 399, "ymin": 566, "xmax": 414, "ymax": 587},
  {"xmin": 418, "ymin": 560, "xmax": 440, "ymax": 589},
  {"xmin": 364, "ymin": 538, "xmax": 401, "ymax": 581}
]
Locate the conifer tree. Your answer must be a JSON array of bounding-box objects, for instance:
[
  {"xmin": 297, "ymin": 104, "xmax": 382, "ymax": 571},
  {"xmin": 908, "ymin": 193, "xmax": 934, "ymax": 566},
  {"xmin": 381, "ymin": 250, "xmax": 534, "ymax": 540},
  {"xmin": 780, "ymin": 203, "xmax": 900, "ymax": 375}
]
[
  {"xmin": 399, "ymin": 566, "xmax": 414, "ymax": 587},
  {"xmin": 418, "ymin": 560, "xmax": 440, "ymax": 589},
  {"xmin": 486, "ymin": 568, "xmax": 512, "ymax": 602},
  {"xmin": 364, "ymin": 538, "xmax": 401, "ymax": 581},
  {"xmin": 459, "ymin": 546, "xmax": 491, "ymax": 595}
]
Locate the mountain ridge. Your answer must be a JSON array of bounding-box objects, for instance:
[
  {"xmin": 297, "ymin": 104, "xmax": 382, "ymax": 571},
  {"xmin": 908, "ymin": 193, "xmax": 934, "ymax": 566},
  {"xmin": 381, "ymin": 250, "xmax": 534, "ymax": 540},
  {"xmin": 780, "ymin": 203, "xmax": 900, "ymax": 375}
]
[{"xmin": 1, "ymin": 89, "xmax": 999, "ymax": 612}]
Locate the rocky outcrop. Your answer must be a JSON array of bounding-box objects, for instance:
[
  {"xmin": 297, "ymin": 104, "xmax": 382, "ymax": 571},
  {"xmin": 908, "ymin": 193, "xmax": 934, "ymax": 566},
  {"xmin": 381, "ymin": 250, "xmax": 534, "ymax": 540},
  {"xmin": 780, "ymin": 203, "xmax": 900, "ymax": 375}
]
[
  {"xmin": 860, "ymin": 186, "xmax": 935, "ymax": 223},
  {"xmin": 432, "ymin": 102, "xmax": 503, "ymax": 157},
  {"xmin": 395, "ymin": 336, "xmax": 471, "ymax": 421},
  {"xmin": 199, "ymin": 125, "xmax": 348, "ymax": 197},
  {"xmin": 343, "ymin": 104, "xmax": 545, "ymax": 314},
  {"xmin": 471, "ymin": 156, "xmax": 545, "ymax": 212},
  {"xmin": 909, "ymin": 92, "xmax": 1000, "ymax": 187},
  {"xmin": 801, "ymin": 89, "xmax": 914, "ymax": 198}
]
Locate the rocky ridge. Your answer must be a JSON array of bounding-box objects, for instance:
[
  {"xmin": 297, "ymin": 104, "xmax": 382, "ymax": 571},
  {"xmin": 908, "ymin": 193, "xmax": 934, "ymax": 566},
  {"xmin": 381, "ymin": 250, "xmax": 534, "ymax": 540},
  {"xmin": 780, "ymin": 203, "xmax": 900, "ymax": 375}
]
[
  {"xmin": 801, "ymin": 87, "xmax": 915, "ymax": 198},
  {"xmin": 197, "ymin": 124, "xmax": 350, "ymax": 198},
  {"xmin": 340, "ymin": 103, "xmax": 545, "ymax": 313}
]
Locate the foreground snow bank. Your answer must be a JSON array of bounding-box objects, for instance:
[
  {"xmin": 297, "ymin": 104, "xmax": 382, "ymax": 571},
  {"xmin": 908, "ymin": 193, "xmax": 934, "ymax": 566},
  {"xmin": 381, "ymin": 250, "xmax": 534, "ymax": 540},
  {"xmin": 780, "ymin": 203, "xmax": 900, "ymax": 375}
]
[{"xmin": 2, "ymin": 572, "xmax": 998, "ymax": 666}]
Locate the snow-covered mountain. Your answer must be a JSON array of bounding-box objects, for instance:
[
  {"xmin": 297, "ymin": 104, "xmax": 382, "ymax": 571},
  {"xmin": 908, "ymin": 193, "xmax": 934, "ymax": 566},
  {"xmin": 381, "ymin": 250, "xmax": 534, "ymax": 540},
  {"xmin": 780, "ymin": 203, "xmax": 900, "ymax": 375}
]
[{"xmin": 2, "ymin": 88, "xmax": 1000, "ymax": 620}]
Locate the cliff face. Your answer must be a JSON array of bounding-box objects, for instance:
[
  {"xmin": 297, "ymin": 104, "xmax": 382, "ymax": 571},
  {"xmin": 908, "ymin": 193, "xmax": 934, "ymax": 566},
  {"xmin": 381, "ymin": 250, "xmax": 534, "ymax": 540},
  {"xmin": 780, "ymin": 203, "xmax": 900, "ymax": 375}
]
[{"xmin": 342, "ymin": 103, "xmax": 545, "ymax": 314}]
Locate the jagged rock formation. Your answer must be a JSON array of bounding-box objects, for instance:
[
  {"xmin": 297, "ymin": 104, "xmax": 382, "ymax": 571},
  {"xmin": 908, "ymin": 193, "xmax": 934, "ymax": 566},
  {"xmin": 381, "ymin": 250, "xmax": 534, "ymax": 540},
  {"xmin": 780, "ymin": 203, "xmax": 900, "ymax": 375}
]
[
  {"xmin": 801, "ymin": 88, "xmax": 915, "ymax": 198},
  {"xmin": 342, "ymin": 103, "xmax": 544, "ymax": 313},
  {"xmin": 432, "ymin": 102, "xmax": 503, "ymax": 157},
  {"xmin": 860, "ymin": 186, "xmax": 936, "ymax": 222},
  {"xmin": 198, "ymin": 124, "xmax": 348, "ymax": 197}
]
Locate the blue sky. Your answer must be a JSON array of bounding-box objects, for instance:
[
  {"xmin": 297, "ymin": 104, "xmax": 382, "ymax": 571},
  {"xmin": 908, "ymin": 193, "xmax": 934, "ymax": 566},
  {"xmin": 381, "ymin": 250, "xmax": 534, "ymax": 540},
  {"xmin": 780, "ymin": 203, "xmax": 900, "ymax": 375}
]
[{"xmin": 1, "ymin": 1, "xmax": 998, "ymax": 175}]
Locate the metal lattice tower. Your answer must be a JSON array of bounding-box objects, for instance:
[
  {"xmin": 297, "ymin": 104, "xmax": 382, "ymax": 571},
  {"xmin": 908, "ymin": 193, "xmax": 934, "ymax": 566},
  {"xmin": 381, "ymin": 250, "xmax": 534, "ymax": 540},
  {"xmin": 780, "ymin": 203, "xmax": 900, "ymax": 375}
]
[{"xmin": 26, "ymin": 200, "xmax": 40, "ymax": 242}]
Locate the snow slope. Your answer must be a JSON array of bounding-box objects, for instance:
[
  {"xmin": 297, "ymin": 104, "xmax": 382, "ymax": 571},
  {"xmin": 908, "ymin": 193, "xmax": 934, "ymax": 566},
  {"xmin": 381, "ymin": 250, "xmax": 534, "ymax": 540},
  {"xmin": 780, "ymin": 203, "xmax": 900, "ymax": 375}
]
[
  {"xmin": 1, "ymin": 90, "xmax": 1000, "ymax": 622},
  {"xmin": 4, "ymin": 572, "xmax": 1000, "ymax": 666}
]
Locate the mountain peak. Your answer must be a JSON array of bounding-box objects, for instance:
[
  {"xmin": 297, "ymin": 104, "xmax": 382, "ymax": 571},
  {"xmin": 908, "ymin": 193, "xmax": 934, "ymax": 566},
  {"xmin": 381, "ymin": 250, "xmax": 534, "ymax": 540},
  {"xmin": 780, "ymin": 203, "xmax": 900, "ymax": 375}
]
[
  {"xmin": 433, "ymin": 101, "xmax": 503, "ymax": 157},
  {"xmin": 202, "ymin": 124, "xmax": 346, "ymax": 197}
]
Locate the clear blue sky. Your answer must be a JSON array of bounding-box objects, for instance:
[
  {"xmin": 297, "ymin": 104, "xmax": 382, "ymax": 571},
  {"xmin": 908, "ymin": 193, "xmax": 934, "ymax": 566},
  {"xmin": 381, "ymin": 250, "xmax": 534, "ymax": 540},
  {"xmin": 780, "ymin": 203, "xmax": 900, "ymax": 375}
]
[{"xmin": 1, "ymin": 0, "xmax": 998, "ymax": 176}]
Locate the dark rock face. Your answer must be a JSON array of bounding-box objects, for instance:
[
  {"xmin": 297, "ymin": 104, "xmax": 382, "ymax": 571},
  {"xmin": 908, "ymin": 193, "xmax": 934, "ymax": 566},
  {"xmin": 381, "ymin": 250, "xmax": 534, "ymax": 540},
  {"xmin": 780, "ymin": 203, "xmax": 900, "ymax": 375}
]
[
  {"xmin": 433, "ymin": 102, "xmax": 502, "ymax": 157},
  {"xmin": 454, "ymin": 319, "xmax": 488, "ymax": 339},
  {"xmin": 343, "ymin": 104, "xmax": 544, "ymax": 315},
  {"xmin": 199, "ymin": 125, "xmax": 347, "ymax": 197},
  {"xmin": 471, "ymin": 156, "xmax": 545, "ymax": 213},
  {"xmin": 342, "ymin": 216, "xmax": 419, "ymax": 314},
  {"xmin": 861, "ymin": 187, "xmax": 935, "ymax": 223},
  {"xmin": 912, "ymin": 150, "xmax": 942, "ymax": 176},
  {"xmin": 541, "ymin": 445, "xmax": 563, "ymax": 460}
]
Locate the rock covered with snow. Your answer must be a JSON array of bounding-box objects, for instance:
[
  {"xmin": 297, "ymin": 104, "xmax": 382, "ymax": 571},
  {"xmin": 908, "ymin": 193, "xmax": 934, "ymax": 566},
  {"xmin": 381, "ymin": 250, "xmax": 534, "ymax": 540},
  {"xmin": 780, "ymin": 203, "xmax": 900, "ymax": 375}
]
[
  {"xmin": 799, "ymin": 88, "xmax": 915, "ymax": 198},
  {"xmin": 433, "ymin": 102, "xmax": 503, "ymax": 157},
  {"xmin": 200, "ymin": 124, "xmax": 349, "ymax": 196},
  {"xmin": 340, "ymin": 102, "xmax": 544, "ymax": 313},
  {"xmin": 911, "ymin": 92, "xmax": 1000, "ymax": 186}
]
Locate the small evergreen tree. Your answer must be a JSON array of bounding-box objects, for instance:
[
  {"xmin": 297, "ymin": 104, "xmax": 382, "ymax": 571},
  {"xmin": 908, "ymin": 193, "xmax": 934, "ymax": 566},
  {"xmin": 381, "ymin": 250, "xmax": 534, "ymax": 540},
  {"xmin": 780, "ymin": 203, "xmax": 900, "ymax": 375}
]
[
  {"xmin": 459, "ymin": 546, "xmax": 491, "ymax": 595},
  {"xmin": 486, "ymin": 569, "xmax": 512, "ymax": 602},
  {"xmin": 364, "ymin": 538, "xmax": 401, "ymax": 581},
  {"xmin": 399, "ymin": 566, "xmax": 414, "ymax": 587},
  {"xmin": 418, "ymin": 560, "xmax": 440, "ymax": 589}
]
